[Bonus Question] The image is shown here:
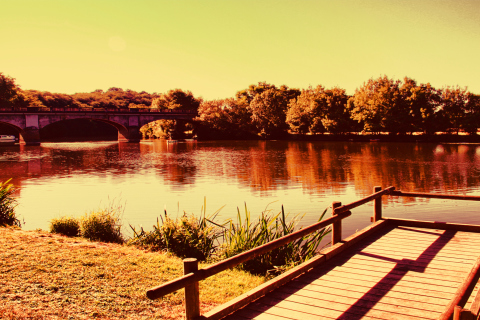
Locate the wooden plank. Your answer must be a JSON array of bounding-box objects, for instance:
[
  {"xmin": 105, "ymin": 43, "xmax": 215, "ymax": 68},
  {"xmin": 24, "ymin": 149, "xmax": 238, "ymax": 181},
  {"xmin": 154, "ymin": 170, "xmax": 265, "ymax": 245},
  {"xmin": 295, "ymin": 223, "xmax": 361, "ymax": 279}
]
[
  {"xmin": 350, "ymin": 248, "xmax": 478, "ymax": 268},
  {"xmin": 279, "ymin": 283, "xmax": 444, "ymax": 313},
  {"xmin": 386, "ymin": 218, "xmax": 480, "ymax": 233},
  {"xmin": 334, "ymin": 258, "xmax": 467, "ymax": 282},
  {"xmin": 332, "ymin": 255, "xmax": 474, "ymax": 277},
  {"xmin": 295, "ymin": 276, "xmax": 454, "ymax": 301},
  {"xmin": 352, "ymin": 239, "xmax": 480, "ymax": 259},
  {"xmin": 287, "ymin": 279, "xmax": 450, "ymax": 307},
  {"xmin": 313, "ymin": 268, "xmax": 461, "ymax": 292},
  {"xmin": 312, "ymin": 266, "xmax": 461, "ymax": 289},
  {"xmin": 201, "ymin": 219, "xmax": 390, "ymax": 320},
  {"xmin": 305, "ymin": 271, "xmax": 459, "ymax": 295},
  {"xmin": 252, "ymin": 294, "xmax": 435, "ymax": 320}
]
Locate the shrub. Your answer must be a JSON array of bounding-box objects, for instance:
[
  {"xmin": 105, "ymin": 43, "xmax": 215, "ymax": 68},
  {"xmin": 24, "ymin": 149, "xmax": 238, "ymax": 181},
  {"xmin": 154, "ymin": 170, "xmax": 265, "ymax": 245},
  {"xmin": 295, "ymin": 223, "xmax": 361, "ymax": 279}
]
[
  {"xmin": 130, "ymin": 200, "xmax": 223, "ymax": 261},
  {"xmin": 221, "ymin": 204, "xmax": 330, "ymax": 275},
  {"xmin": 50, "ymin": 216, "xmax": 80, "ymax": 237},
  {"xmin": 81, "ymin": 202, "xmax": 124, "ymax": 243},
  {"xmin": 0, "ymin": 179, "xmax": 21, "ymax": 227}
]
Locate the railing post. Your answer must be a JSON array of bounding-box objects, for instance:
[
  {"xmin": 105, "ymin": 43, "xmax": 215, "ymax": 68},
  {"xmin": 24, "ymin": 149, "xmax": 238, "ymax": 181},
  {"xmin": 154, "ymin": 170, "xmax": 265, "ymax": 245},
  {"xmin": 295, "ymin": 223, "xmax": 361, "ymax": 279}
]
[
  {"xmin": 184, "ymin": 258, "xmax": 200, "ymax": 320},
  {"xmin": 373, "ymin": 186, "xmax": 382, "ymax": 222},
  {"xmin": 332, "ymin": 202, "xmax": 342, "ymax": 245}
]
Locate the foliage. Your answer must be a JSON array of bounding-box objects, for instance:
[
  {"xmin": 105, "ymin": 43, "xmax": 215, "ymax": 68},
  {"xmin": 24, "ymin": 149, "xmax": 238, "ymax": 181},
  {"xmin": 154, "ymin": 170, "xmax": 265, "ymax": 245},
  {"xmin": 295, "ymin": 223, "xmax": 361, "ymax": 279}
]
[
  {"xmin": 195, "ymin": 98, "xmax": 256, "ymax": 139},
  {"xmin": 0, "ymin": 179, "xmax": 21, "ymax": 227},
  {"xmin": 249, "ymin": 87, "xmax": 299, "ymax": 138},
  {"xmin": 221, "ymin": 204, "xmax": 330, "ymax": 275},
  {"xmin": 151, "ymin": 89, "xmax": 201, "ymax": 111},
  {"xmin": 130, "ymin": 200, "xmax": 224, "ymax": 261},
  {"xmin": 0, "ymin": 73, "xmax": 28, "ymax": 108},
  {"xmin": 81, "ymin": 202, "xmax": 124, "ymax": 243},
  {"xmin": 287, "ymin": 86, "xmax": 354, "ymax": 134},
  {"xmin": 49, "ymin": 216, "xmax": 80, "ymax": 237}
]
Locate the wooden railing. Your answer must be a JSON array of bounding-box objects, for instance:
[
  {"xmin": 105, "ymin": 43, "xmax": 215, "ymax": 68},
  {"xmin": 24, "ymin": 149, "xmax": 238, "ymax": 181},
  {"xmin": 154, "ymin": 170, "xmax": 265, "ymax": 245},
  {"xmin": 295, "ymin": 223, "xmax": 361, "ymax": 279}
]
[{"xmin": 146, "ymin": 186, "xmax": 480, "ymax": 320}]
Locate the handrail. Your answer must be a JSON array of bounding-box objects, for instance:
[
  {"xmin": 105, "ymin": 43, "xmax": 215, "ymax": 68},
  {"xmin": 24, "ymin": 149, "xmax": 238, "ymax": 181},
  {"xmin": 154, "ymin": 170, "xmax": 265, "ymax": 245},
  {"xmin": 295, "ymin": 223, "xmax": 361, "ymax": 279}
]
[
  {"xmin": 390, "ymin": 190, "xmax": 480, "ymax": 201},
  {"xmin": 334, "ymin": 186, "xmax": 395, "ymax": 214},
  {"xmin": 146, "ymin": 209, "xmax": 351, "ymax": 300}
]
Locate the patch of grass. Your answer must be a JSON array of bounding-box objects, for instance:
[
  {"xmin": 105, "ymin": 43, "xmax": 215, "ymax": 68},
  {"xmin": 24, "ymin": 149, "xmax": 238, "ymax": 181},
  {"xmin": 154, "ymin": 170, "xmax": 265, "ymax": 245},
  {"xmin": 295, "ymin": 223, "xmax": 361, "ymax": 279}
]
[
  {"xmin": 0, "ymin": 179, "xmax": 21, "ymax": 227},
  {"xmin": 0, "ymin": 227, "xmax": 265, "ymax": 320},
  {"xmin": 81, "ymin": 201, "xmax": 124, "ymax": 244},
  {"xmin": 50, "ymin": 216, "xmax": 80, "ymax": 237},
  {"xmin": 221, "ymin": 203, "xmax": 330, "ymax": 275}
]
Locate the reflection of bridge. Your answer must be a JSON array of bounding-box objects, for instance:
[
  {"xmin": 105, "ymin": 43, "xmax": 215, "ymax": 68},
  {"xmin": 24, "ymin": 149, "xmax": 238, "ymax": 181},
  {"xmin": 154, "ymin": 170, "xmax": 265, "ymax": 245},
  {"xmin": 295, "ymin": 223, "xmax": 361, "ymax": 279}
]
[{"xmin": 0, "ymin": 108, "xmax": 197, "ymax": 145}]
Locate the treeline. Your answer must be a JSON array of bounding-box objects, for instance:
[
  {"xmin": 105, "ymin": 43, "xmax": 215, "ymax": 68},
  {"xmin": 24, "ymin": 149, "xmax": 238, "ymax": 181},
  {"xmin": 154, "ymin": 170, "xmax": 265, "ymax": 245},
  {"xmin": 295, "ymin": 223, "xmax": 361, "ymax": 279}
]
[{"xmin": 2, "ymin": 72, "xmax": 480, "ymax": 139}]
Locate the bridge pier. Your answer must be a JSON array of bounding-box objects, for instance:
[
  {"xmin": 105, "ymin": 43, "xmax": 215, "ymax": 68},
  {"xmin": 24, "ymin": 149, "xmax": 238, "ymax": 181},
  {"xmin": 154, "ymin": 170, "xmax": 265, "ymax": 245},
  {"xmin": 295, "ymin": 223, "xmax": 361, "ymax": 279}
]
[
  {"xmin": 20, "ymin": 127, "xmax": 41, "ymax": 145},
  {"xmin": 118, "ymin": 126, "xmax": 142, "ymax": 142}
]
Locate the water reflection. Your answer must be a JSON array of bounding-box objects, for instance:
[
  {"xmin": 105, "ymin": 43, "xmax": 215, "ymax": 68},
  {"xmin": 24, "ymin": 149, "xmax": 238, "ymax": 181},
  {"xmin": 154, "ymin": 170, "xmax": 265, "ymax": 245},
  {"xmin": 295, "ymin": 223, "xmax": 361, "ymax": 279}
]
[{"xmin": 2, "ymin": 140, "xmax": 480, "ymax": 232}]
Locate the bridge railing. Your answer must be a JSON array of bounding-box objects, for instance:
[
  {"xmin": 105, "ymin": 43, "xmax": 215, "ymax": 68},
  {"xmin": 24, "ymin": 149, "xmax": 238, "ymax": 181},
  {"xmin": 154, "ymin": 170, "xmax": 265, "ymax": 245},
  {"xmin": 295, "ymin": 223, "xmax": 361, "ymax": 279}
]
[{"xmin": 0, "ymin": 107, "xmax": 198, "ymax": 114}]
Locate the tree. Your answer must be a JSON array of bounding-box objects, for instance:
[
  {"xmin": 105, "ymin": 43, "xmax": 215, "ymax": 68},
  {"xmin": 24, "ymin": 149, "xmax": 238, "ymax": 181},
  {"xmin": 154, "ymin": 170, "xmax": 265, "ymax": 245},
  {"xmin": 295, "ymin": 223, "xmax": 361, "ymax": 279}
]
[
  {"xmin": 349, "ymin": 76, "xmax": 411, "ymax": 134},
  {"xmin": 151, "ymin": 89, "xmax": 201, "ymax": 111},
  {"xmin": 249, "ymin": 89, "xmax": 290, "ymax": 138},
  {"xmin": 399, "ymin": 79, "xmax": 441, "ymax": 134},
  {"xmin": 439, "ymin": 86, "xmax": 470, "ymax": 134},
  {"xmin": 287, "ymin": 86, "xmax": 354, "ymax": 135},
  {"xmin": 239, "ymin": 82, "xmax": 300, "ymax": 138},
  {"xmin": 0, "ymin": 73, "xmax": 27, "ymax": 108}
]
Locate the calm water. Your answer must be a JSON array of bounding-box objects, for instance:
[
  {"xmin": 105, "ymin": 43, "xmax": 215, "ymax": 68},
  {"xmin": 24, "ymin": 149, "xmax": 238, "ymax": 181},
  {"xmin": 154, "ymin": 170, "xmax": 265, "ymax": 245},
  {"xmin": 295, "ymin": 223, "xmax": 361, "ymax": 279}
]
[{"xmin": 2, "ymin": 140, "xmax": 480, "ymax": 238}]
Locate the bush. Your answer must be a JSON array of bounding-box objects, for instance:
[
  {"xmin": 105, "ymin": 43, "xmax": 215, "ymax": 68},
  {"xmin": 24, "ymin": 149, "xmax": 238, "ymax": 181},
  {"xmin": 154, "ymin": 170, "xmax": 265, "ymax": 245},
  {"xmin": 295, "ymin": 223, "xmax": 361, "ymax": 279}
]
[
  {"xmin": 50, "ymin": 216, "xmax": 80, "ymax": 237},
  {"xmin": 0, "ymin": 179, "xmax": 21, "ymax": 227},
  {"xmin": 81, "ymin": 203, "xmax": 124, "ymax": 243},
  {"xmin": 130, "ymin": 200, "xmax": 223, "ymax": 261},
  {"xmin": 221, "ymin": 204, "xmax": 330, "ymax": 275}
]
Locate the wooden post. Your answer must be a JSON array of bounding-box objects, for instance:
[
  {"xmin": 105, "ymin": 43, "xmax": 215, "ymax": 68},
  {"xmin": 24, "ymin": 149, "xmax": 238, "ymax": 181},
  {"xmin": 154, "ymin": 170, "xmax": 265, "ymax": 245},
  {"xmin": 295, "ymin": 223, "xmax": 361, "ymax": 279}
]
[
  {"xmin": 373, "ymin": 186, "xmax": 382, "ymax": 222},
  {"xmin": 184, "ymin": 258, "xmax": 200, "ymax": 320},
  {"xmin": 332, "ymin": 202, "xmax": 342, "ymax": 245}
]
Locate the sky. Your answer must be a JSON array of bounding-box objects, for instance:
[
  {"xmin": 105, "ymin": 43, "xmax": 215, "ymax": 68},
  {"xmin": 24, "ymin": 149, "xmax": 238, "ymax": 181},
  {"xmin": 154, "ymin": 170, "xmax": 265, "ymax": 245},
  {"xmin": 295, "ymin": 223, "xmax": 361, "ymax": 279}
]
[{"xmin": 1, "ymin": 0, "xmax": 479, "ymax": 100}]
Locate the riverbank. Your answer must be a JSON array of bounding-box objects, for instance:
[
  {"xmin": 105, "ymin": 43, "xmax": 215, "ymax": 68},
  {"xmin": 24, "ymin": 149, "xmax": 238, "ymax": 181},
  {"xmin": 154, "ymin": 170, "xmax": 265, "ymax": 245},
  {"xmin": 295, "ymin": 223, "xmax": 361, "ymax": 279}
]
[{"xmin": 0, "ymin": 227, "xmax": 265, "ymax": 320}]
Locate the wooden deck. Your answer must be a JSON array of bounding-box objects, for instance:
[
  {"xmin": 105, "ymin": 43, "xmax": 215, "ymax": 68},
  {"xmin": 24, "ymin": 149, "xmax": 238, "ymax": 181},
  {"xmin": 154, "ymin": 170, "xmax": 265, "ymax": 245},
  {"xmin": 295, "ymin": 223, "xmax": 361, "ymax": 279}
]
[
  {"xmin": 222, "ymin": 225, "xmax": 480, "ymax": 320},
  {"xmin": 146, "ymin": 187, "xmax": 480, "ymax": 320}
]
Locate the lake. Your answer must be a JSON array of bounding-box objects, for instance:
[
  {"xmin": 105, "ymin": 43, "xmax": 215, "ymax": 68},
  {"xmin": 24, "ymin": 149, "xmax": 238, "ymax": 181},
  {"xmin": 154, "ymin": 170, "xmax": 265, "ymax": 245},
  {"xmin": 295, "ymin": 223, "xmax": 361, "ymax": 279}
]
[{"xmin": 2, "ymin": 140, "xmax": 480, "ymax": 238}]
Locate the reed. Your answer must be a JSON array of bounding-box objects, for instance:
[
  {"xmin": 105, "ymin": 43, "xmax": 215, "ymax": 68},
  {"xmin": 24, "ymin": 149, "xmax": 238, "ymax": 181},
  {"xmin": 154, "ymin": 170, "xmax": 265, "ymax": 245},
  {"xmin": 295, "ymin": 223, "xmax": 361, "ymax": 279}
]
[
  {"xmin": 220, "ymin": 203, "xmax": 330, "ymax": 275},
  {"xmin": 129, "ymin": 198, "xmax": 224, "ymax": 261},
  {"xmin": 0, "ymin": 179, "xmax": 21, "ymax": 227},
  {"xmin": 80, "ymin": 199, "xmax": 125, "ymax": 243}
]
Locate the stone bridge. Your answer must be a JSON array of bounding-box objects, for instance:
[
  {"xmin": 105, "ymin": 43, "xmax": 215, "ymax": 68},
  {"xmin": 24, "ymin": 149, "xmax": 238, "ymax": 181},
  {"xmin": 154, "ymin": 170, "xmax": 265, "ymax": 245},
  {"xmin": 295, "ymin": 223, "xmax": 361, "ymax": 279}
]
[{"xmin": 0, "ymin": 107, "xmax": 197, "ymax": 145}]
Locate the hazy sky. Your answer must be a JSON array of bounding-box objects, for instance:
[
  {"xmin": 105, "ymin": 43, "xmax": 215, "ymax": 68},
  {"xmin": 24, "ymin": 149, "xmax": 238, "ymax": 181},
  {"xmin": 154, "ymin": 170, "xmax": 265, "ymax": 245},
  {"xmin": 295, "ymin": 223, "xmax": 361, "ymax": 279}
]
[{"xmin": 1, "ymin": 0, "xmax": 479, "ymax": 100}]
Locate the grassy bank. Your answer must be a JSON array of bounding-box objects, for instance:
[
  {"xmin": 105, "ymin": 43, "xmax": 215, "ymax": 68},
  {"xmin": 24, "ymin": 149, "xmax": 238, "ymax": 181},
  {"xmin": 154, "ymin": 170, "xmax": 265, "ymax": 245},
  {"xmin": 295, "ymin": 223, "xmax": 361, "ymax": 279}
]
[{"xmin": 0, "ymin": 227, "xmax": 265, "ymax": 320}]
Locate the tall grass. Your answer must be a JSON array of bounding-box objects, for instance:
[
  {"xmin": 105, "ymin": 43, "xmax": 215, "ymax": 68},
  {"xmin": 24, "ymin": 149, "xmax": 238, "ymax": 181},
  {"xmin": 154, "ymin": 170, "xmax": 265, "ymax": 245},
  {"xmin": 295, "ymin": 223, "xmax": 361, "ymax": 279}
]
[
  {"xmin": 130, "ymin": 200, "xmax": 330, "ymax": 275},
  {"xmin": 0, "ymin": 179, "xmax": 21, "ymax": 227},
  {"xmin": 129, "ymin": 199, "xmax": 224, "ymax": 261},
  {"xmin": 220, "ymin": 204, "xmax": 330, "ymax": 275}
]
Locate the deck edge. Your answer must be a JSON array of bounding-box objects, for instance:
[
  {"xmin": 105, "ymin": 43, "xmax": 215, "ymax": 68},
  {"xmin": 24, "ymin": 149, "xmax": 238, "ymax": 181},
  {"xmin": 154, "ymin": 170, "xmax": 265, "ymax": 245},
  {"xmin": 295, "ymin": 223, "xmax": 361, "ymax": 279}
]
[
  {"xmin": 385, "ymin": 218, "xmax": 480, "ymax": 233},
  {"xmin": 199, "ymin": 219, "xmax": 392, "ymax": 320}
]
